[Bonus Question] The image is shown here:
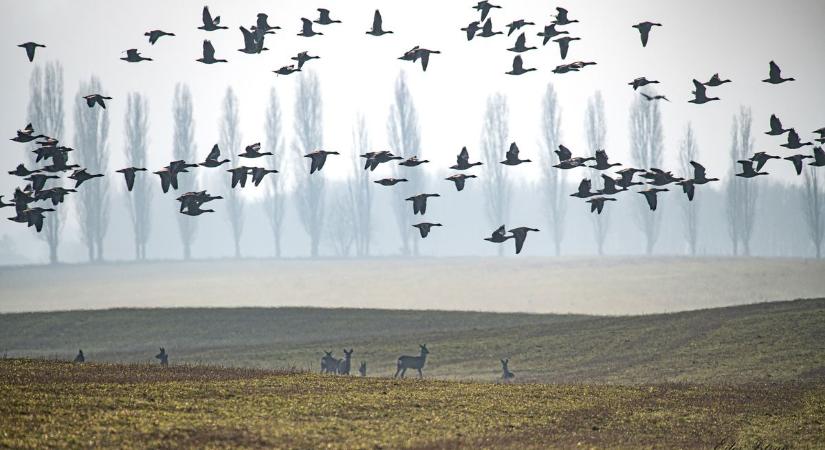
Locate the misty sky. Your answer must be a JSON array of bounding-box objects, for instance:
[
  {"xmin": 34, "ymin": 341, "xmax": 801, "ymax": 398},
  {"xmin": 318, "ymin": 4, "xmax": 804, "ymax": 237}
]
[{"xmin": 1, "ymin": 0, "xmax": 824, "ymax": 257}]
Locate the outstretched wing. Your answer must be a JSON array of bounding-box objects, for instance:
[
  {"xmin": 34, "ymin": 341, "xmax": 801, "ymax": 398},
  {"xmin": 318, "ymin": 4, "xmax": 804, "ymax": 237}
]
[
  {"xmin": 689, "ymin": 161, "xmax": 706, "ymax": 180},
  {"xmin": 202, "ymin": 6, "xmax": 213, "ymax": 26},
  {"xmin": 768, "ymin": 61, "xmax": 780, "ymax": 79},
  {"xmin": 372, "ymin": 10, "xmax": 382, "ymax": 31},
  {"xmin": 458, "ymin": 147, "xmax": 470, "ymax": 164},
  {"xmin": 207, "ymin": 144, "xmax": 220, "ymax": 161},
  {"xmin": 203, "ymin": 40, "xmax": 215, "ymax": 60}
]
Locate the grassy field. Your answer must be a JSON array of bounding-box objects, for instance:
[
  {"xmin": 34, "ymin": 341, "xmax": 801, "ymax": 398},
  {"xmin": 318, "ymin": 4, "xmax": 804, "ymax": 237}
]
[
  {"xmin": 2, "ymin": 257, "xmax": 825, "ymax": 314},
  {"xmin": 1, "ymin": 359, "xmax": 822, "ymax": 449},
  {"xmin": 2, "ymin": 298, "xmax": 824, "ymax": 384}
]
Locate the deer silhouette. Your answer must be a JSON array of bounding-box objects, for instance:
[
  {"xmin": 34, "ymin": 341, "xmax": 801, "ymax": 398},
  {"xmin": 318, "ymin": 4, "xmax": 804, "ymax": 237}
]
[
  {"xmin": 395, "ymin": 344, "xmax": 429, "ymax": 378},
  {"xmin": 320, "ymin": 351, "xmax": 338, "ymax": 374},
  {"xmin": 73, "ymin": 349, "xmax": 85, "ymax": 363},
  {"xmin": 358, "ymin": 361, "xmax": 367, "ymax": 377},
  {"xmin": 155, "ymin": 347, "xmax": 168, "ymax": 366},
  {"xmin": 338, "ymin": 349, "xmax": 353, "ymax": 375},
  {"xmin": 501, "ymin": 359, "xmax": 515, "ymax": 383}
]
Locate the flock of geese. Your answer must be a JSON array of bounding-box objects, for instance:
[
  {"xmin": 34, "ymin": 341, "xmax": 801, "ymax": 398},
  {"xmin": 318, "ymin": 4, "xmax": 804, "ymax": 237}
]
[{"xmin": 6, "ymin": 3, "xmax": 825, "ymax": 255}]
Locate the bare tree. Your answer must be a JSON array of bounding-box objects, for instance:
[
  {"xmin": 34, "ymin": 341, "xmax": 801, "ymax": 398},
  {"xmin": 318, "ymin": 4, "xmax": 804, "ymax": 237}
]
[
  {"xmin": 292, "ymin": 71, "xmax": 325, "ymax": 257},
  {"xmin": 584, "ymin": 91, "xmax": 609, "ymax": 255},
  {"xmin": 73, "ymin": 76, "xmax": 110, "ymax": 262},
  {"xmin": 350, "ymin": 114, "xmax": 372, "ymax": 256},
  {"xmin": 387, "ymin": 72, "xmax": 422, "ymax": 256},
  {"xmin": 326, "ymin": 182, "xmax": 357, "ymax": 257},
  {"xmin": 538, "ymin": 83, "xmax": 566, "ymax": 256},
  {"xmin": 264, "ymin": 87, "xmax": 286, "ymax": 258},
  {"xmin": 220, "ymin": 87, "xmax": 244, "ymax": 258},
  {"xmin": 172, "ymin": 84, "xmax": 197, "ymax": 260},
  {"xmin": 803, "ymin": 166, "xmax": 824, "ymax": 259},
  {"xmin": 679, "ymin": 123, "xmax": 699, "ymax": 256},
  {"xmin": 725, "ymin": 107, "xmax": 757, "ymax": 256},
  {"xmin": 25, "ymin": 62, "xmax": 65, "ymax": 264},
  {"xmin": 123, "ymin": 93, "xmax": 151, "ymax": 260},
  {"xmin": 629, "ymin": 89, "xmax": 664, "ymax": 255},
  {"xmin": 481, "ymin": 93, "xmax": 511, "ymax": 256}
]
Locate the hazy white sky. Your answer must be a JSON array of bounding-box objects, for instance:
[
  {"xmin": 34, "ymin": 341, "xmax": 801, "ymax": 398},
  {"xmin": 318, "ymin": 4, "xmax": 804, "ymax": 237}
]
[{"xmin": 1, "ymin": 0, "xmax": 824, "ymax": 246}]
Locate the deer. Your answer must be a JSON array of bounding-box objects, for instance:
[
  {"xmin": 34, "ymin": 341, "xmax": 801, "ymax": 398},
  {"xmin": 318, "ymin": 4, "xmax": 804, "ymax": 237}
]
[
  {"xmin": 358, "ymin": 361, "xmax": 367, "ymax": 377},
  {"xmin": 73, "ymin": 349, "xmax": 85, "ymax": 363},
  {"xmin": 155, "ymin": 347, "xmax": 168, "ymax": 366},
  {"xmin": 338, "ymin": 349, "xmax": 353, "ymax": 375},
  {"xmin": 320, "ymin": 351, "xmax": 339, "ymax": 374},
  {"xmin": 501, "ymin": 359, "xmax": 515, "ymax": 383},
  {"xmin": 394, "ymin": 344, "xmax": 429, "ymax": 378}
]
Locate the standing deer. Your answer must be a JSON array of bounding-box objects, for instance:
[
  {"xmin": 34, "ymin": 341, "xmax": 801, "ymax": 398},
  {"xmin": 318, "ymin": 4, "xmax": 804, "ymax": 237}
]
[
  {"xmin": 155, "ymin": 347, "xmax": 168, "ymax": 366},
  {"xmin": 338, "ymin": 349, "xmax": 353, "ymax": 375},
  {"xmin": 73, "ymin": 349, "xmax": 85, "ymax": 363},
  {"xmin": 320, "ymin": 351, "xmax": 339, "ymax": 374},
  {"xmin": 358, "ymin": 361, "xmax": 367, "ymax": 377},
  {"xmin": 394, "ymin": 344, "xmax": 429, "ymax": 378},
  {"xmin": 501, "ymin": 359, "xmax": 515, "ymax": 383}
]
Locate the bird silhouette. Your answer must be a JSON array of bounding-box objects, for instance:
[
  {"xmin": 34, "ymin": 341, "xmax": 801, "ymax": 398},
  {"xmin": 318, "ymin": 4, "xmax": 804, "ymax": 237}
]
[
  {"xmin": 571, "ymin": 179, "xmax": 597, "ymax": 198},
  {"xmin": 641, "ymin": 93, "xmax": 670, "ymax": 102},
  {"xmin": 445, "ymin": 173, "xmax": 477, "ymax": 191},
  {"xmin": 763, "ymin": 61, "xmax": 794, "ymax": 84},
  {"xmin": 405, "ymin": 193, "xmax": 440, "ymax": 215},
  {"xmin": 116, "ymin": 167, "xmax": 147, "ymax": 192},
  {"xmin": 629, "ymin": 77, "xmax": 659, "ymax": 90},
  {"xmin": 765, "ymin": 114, "xmax": 790, "ymax": 136},
  {"xmin": 251, "ymin": 167, "xmax": 278, "ymax": 186},
  {"xmin": 501, "ymin": 142, "xmax": 531, "ymax": 165},
  {"xmin": 484, "ymin": 225, "xmax": 512, "ymax": 243},
  {"xmin": 413, "ymin": 222, "xmax": 442, "ymax": 238},
  {"xmin": 374, "ymin": 178, "xmax": 408, "ymax": 186},
  {"xmin": 227, "ymin": 167, "xmax": 253, "ymax": 188},
  {"xmin": 735, "ymin": 160, "xmax": 768, "ymax": 178},
  {"xmin": 19, "ymin": 42, "xmax": 45, "ymax": 62},
  {"xmin": 632, "ymin": 21, "xmax": 661, "ymax": 47},
  {"xmin": 554, "ymin": 36, "xmax": 580, "ymax": 60},
  {"xmin": 506, "ymin": 55, "xmax": 536, "ymax": 75},
  {"xmin": 477, "ymin": 19, "xmax": 502, "ymax": 38},
  {"xmin": 305, "ymin": 150, "xmax": 339, "ymax": 174},
  {"xmin": 239, "ymin": 142, "xmax": 273, "ymax": 158},
  {"xmin": 639, "ymin": 188, "xmax": 668, "ymax": 211},
  {"xmin": 615, "ymin": 168, "xmax": 645, "ymax": 189},
  {"xmin": 24, "ymin": 173, "xmax": 59, "ymax": 191},
  {"xmin": 597, "ymin": 174, "xmax": 627, "ymax": 195},
  {"xmin": 473, "ymin": 1, "xmax": 501, "ymax": 22},
  {"xmin": 292, "ymin": 51, "xmax": 320, "ymax": 69},
  {"xmin": 121, "ymin": 49, "xmax": 152, "ymax": 62},
  {"xmin": 8, "ymin": 164, "xmax": 41, "ymax": 177},
  {"xmin": 273, "ymin": 65, "xmax": 301, "ymax": 76},
  {"xmin": 781, "ymin": 129, "xmax": 812, "ymax": 150},
  {"xmin": 239, "ymin": 26, "xmax": 268, "ymax": 54},
  {"xmin": 589, "ymin": 150, "xmax": 621, "ymax": 170},
  {"xmin": 399, "ymin": 46, "xmax": 440, "ymax": 72},
  {"xmin": 785, "ymin": 154, "xmax": 813, "ymax": 175},
  {"xmin": 399, "ymin": 156, "xmax": 429, "ymax": 167},
  {"xmin": 703, "ymin": 73, "xmax": 731, "ymax": 86},
  {"xmin": 506, "ymin": 19, "xmax": 535, "ymax": 36},
  {"xmin": 750, "ymin": 152, "xmax": 780, "ymax": 171},
  {"xmin": 197, "ymin": 40, "xmax": 227, "ymax": 64},
  {"xmin": 509, "ymin": 227, "xmax": 539, "ymax": 254},
  {"xmin": 461, "ymin": 21, "xmax": 481, "ymax": 41},
  {"xmin": 68, "ymin": 169, "xmax": 104, "ymax": 188},
  {"xmin": 34, "ymin": 187, "xmax": 76, "ymax": 206},
  {"xmin": 537, "ymin": 24, "xmax": 568, "ymax": 45},
  {"xmin": 199, "ymin": 6, "xmax": 227, "ymax": 31},
  {"xmin": 586, "ymin": 196, "xmax": 616, "ymax": 214},
  {"xmin": 251, "ymin": 13, "xmax": 280, "ymax": 35},
  {"xmin": 366, "ymin": 10, "xmax": 393, "ymax": 36},
  {"xmin": 315, "ymin": 8, "xmax": 341, "ymax": 25},
  {"xmin": 299, "ymin": 18, "xmax": 323, "ymax": 37},
  {"xmin": 199, "ymin": 144, "xmax": 230, "ymax": 167},
  {"xmin": 145, "ymin": 30, "xmax": 175, "ymax": 45},
  {"xmin": 507, "ymin": 33, "xmax": 536, "ymax": 53},
  {"xmin": 451, "ymin": 147, "xmax": 483, "ymax": 170},
  {"xmin": 11, "ymin": 123, "xmax": 45, "ymax": 143},
  {"xmin": 688, "ymin": 79, "xmax": 719, "ymax": 104},
  {"xmin": 552, "ymin": 7, "xmax": 578, "ymax": 25},
  {"xmin": 813, "ymin": 128, "xmax": 825, "ymax": 144},
  {"xmin": 83, "ymin": 94, "xmax": 112, "ymax": 109}
]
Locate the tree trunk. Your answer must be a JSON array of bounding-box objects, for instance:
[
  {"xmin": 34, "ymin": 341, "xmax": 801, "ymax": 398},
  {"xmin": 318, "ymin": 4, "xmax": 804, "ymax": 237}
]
[
  {"xmin": 48, "ymin": 241, "xmax": 58, "ymax": 265},
  {"xmin": 183, "ymin": 243, "xmax": 191, "ymax": 260}
]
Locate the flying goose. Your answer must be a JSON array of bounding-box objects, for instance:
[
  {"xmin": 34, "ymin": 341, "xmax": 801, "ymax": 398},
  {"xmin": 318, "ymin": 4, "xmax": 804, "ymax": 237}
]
[
  {"xmin": 18, "ymin": 42, "xmax": 45, "ymax": 62},
  {"xmin": 813, "ymin": 128, "xmax": 825, "ymax": 144},
  {"xmin": 8, "ymin": 164, "xmax": 41, "ymax": 177},
  {"xmin": 570, "ymin": 179, "xmax": 597, "ymax": 198},
  {"xmin": 366, "ymin": 10, "xmax": 392, "ymax": 36},
  {"xmin": 252, "ymin": 13, "xmax": 280, "ymax": 35},
  {"xmin": 451, "ymin": 147, "xmax": 483, "ymax": 170},
  {"xmin": 83, "ymin": 94, "xmax": 112, "ymax": 109},
  {"xmin": 197, "ymin": 40, "xmax": 227, "ymax": 64},
  {"xmin": 552, "ymin": 61, "xmax": 596, "ymax": 74},
  {"xmin": 642, "ymin": 168, "xmax": 683, "ymax": 186},
  {"xmin": 181, "ymin": 206, "xmax": 215, "ymax": 216},
  {"xmin": 292, "ymin": 51, "xmax": 320, "ymax": 69},
  {"xmin": 305, "ymin": 150, "xmax": 339, "ymax": 174},
  {"xmin": 374, "ymin": 178, "xmax": 408, "ymax": 186},
  {"xmin": 785, "ymin": 154, "xmax": 813, "ymax": 175},
  {"xmin": 177, "ymin": 191, "xmax": 222, "ymax": 213},
  {"xmin": 68, "ymin": 169, "xmax": 104, "ymax": 188},
  {"xmin": 445, "ymin": 173, "xmax": 477, "ymax": 191},
  {"xmin": 506, "ymin": 19, "xmax": 535, "ymax": 36},
  {"xmin": 553, "ymin": 145, "xmax": 594, "ymax": 169},
  {"xmin": 239, "ymin": 26, "xmax": 268, "ymax": 54},
  {"xmin": 809, "ymin": 147, "xmax": 825, "ymax": 167},
  {"xmin": 629, "ymin": 77, "xmax": 659, "ymax": 90},
  {"xmin": 399, "ymin": 46, "xmax": 441, "ymax": 71},
  {"xmin": 17, "ymin": 207, "xmax": 55, "ymax": 232},
  {"xmin": 362, "ymin": 150, "xmax": 402, "ymax": 171},
  {"xmin": 11, "ymin": 123, "xmax": 44, "ymax": 143},
  {"xmin": 473, "ymin": 1, "xmax": 501, "ymax": 22},
  {"xmin": 688, "ymin": 79, "xmax": 719, "ymax": 104},
  {"xmin": 478, "ymin": 19, "xmax": 502, "ymax": 38},
  {"xmin": 765, "ymin": 114, "xmax": 789, "ymax": 136},
  {"xmin": 299, "ymin": 18, "xmax": 323, "ymax": 37},
  {"xmin": 199, "ymin": 144, "xmax": 230, "ymax": 167},
  {"xmin": 597, "ymin": 174, "xmax": 627, "ymax": 195},
  {"xmin": 24, "ymin": 173, "xmax": 59, "ymax": 191},
  {"xmin": 675, "ymin": 179, "xmax": 696, "ymax": 201},
  {"xmin": 121, "ymin": 49, "xmax": 152, "ymax": 62},
  {"xmin": 589, "ymin": 149, "xmax": 621, "ymax": 170},
  {"xmin": 615, "ymin": 168, "xmax": 645, "ymax": 189},
  {"xmin": 507, "ymin": 33, "xmax": 536, "ymax": 53},
  {"xmin": 484, "ymin": 225, "xmax": 512, "ymax": 243},
  {"xmin": 251, "ymin": 167, "xmax": 278, "ymax": 186},
  {"xmin": 703, "ymin": 73, "xmax": 731, "ymax": 86},
  {"xmin": 239, "ymin": 142, "xmax": 273, "ymax": 158},
  {"xmin": 586, "ymin": 196, "xmax": 616, "ymax": 214},
  {"xmin": 501, "ymin": 142, "xmax": 531, "ymax": 166},
  {"xmin": 224, "ymin": 166, "xmax": 250, "ymax": 188},
  {"xmin": 763, "ymin": 61, "xmax": 794, "ymax": 84},
  {"xmin": 689, "ymin": 161, "xmax": 719, "ymax": 185},
  {"xmin": 509, "ymin": 227, "xmax": 539, "ymax": 254},
  {"xmin": 461, "ymin": 21, "xmax": 481, "ymax": 41},
  {"xmin": 781, "ymin": 129, "xmax": 812, "ymax": 150},
  {"xmin": 641, "ymin": 93, "xmax": 670, "ymax": 102},
  {"xmin": 405, "ymin": 193, "xmax": 440, "ymax": 215},
  {"xmin": 116, "ymin": 167, "xmax": 147, "ymax": 191},
  {"xmin": 552, "ymin": 7, "xmax": 578, "ymax": 25},
  {"xmin": 632, "ymin": 21, "xmax": 661, "ymax": 47},
  {"xmin": 145, "ymin": 30, "xmax": 175, "ymax": 45},
  {"xmin": 315, "ymin": 8, "xmax": 341, "ymax": 25},
  {"xmin": 553, "ymin": 36, "xmax": 580, "ymax": 60},
  {"xmin": 412, "ymin": 222, "xmax": 442, "ymax": 238},
  {"xmin": 273, "ymin": 65, "xmax": 301, "ymax": 76},
  {"xmin": 506, "ymin": 55, "xmax": 536, "ymax": 75},
  {"xmin": 735, "ymin": 160, "xmax": 768, "ymax": 178},
  {"xmin": 153, "ymin": 168, "xmax": 178, "ymax": 193},
  {"xmin": 537, "ymin": 24, "xmax": 568, "ymax": 45},
  {"xmin": 399, "ymin": 156, "xmax": 429, "ymax": 167},
  {"xmin": 34, "ymin": 187, "xmax": 76, "ymax": 206},
  {"xmin": 198, "ymin": 6, "xmax": 227, "ymax": 31},
  {"xmin": 749, "ymin": 152, "xmax": 780, "ymax": 171},
  {"xmin": 639, "ymin": 188, "xmax": 668, "ymax": 211}
]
